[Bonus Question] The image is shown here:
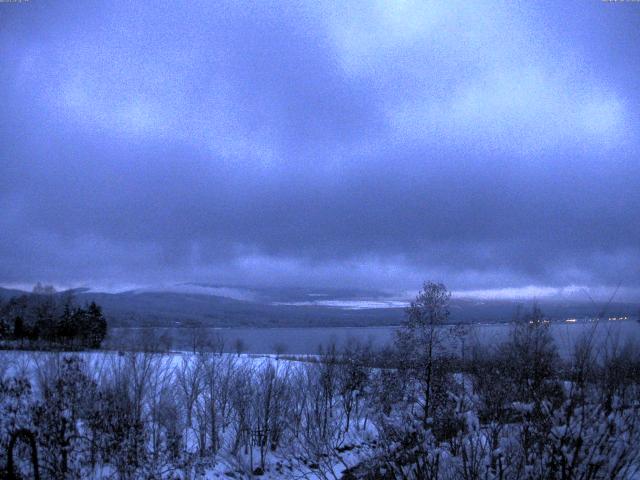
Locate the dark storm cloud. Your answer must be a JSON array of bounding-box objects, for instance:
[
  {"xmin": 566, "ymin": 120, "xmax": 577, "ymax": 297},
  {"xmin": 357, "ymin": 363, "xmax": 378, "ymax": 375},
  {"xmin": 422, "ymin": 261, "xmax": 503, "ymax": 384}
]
[{"xmin": 1, "ymin": 1, "xmax": 639, "ymax": 297}]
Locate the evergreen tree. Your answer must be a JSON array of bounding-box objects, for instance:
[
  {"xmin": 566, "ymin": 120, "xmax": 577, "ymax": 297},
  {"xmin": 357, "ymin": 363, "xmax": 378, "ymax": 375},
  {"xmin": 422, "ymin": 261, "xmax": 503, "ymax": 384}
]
[
  {"xmin": 86, "ymin": 302, "xmax": 107, "ymax": 348},
  {"xmin": 56, "ymin": 303, "xmax": 79, "ymax": 344},
  {"xmin": 13, "ymin": 316, "xmax": 26, "ymax": 341}
]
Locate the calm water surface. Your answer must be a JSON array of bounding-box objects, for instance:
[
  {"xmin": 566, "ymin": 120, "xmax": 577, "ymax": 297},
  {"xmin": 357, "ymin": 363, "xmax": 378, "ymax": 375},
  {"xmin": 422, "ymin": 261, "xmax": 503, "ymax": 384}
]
[{"xmin": 106, "ymin": 320, "xmax": 640, "ymax": 358}]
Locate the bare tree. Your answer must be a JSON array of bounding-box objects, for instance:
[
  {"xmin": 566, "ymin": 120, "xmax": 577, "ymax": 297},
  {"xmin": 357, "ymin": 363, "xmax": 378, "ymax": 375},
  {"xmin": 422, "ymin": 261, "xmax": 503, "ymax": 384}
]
[
  {"xmin": 197, "ymin": 341, "xmax": 237, "ymax": 456},
  {"xmin": 338, "ymin": 340, "xmax": 370, "ymax": 433},
  {"xmin": 501, "ymin": 304, "xmax": 560, "ymax": 405},
  {"xmin": 175, "ymin": 354, "xmax": 204, "ymax": 452},
  {"xmin": 234, "ymin": 338, "xmax": 247, "ymax": 356},
  {"xmin": 396, "ymin": 281, "xmax": 450, "ymax": 426}
]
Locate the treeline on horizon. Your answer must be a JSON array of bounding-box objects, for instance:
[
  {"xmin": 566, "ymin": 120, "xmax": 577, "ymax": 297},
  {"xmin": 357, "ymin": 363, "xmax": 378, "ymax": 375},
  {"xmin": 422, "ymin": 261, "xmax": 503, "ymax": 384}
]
[{"xmin": 0, "ymin": 284, "xmax": 108, "ymax": 349}]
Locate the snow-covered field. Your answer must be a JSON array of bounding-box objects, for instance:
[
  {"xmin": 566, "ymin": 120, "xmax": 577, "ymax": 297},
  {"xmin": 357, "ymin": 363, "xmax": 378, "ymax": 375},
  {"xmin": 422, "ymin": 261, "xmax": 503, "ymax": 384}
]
[
  {"xmin": 0, "ymin": 348, "xmax": 376, "ymax": 479},
  {"xmin": 2, "ymin": 319, "xmax": 639, "ymax": 479}
]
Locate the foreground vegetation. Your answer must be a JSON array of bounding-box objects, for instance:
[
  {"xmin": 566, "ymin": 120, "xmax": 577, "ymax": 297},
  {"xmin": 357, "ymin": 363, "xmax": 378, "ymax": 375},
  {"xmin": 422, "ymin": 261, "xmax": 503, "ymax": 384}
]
[{"xmin": 0, "ymin": 282, "xmax": 638, "ymax": 479}]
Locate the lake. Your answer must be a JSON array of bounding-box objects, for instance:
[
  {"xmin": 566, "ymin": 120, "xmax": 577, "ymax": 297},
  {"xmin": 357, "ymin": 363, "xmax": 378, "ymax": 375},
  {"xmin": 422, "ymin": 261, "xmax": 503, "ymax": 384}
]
[{"xmin": 105, "ymin": 320, "xmax": 640, "ymax": 358}]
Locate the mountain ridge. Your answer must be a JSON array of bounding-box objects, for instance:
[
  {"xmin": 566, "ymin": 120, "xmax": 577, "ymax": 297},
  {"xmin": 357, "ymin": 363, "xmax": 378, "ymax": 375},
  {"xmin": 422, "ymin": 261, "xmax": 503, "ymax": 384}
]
[{"xmin": 1, "ymin": 286, "xmax": 637, "ymax": 328}]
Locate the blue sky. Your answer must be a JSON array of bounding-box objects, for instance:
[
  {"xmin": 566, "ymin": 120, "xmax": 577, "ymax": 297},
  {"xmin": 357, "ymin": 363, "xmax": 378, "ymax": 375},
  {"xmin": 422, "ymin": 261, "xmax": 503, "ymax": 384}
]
[{"xmin": 1, "ymin": 1, "xmax": 639, "ymax": 299}]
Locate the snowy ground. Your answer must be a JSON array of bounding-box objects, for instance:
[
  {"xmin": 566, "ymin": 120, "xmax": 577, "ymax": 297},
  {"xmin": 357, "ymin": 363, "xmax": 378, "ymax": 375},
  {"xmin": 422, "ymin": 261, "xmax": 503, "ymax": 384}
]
[{"xmin": 0, "ymin": 348, "xmax": 375, "ymax": 479}]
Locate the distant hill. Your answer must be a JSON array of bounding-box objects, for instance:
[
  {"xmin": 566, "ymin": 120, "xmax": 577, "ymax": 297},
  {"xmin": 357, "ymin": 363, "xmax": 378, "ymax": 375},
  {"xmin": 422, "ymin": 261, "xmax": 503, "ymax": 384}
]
[
  {"xmin": 0, "ymin": 287, "xmax": 28, "ymax": 301},
  {"xmin": 0, "ymin": 285, "xmax": 636, "ymax": 328}
]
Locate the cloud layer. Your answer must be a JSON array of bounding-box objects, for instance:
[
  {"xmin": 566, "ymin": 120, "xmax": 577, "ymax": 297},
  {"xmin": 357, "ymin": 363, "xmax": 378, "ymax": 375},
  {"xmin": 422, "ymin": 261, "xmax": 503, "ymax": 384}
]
[{"xmin": 1, "ymin": 1, "xmax": 639, "ymax": 298}]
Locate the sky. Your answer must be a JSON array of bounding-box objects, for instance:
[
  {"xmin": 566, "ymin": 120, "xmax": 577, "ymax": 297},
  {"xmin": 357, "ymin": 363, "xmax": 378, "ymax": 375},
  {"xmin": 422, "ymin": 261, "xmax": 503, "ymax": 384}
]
[{"xmin": 1, "ymin": 1, "xmax": 639, "ymax": 300}]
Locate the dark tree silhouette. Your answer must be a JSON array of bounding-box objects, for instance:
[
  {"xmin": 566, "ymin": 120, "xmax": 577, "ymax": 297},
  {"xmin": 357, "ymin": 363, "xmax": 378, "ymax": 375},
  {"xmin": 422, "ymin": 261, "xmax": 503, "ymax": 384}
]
[{"xmin": 5, "ymin": 429, "xmax": 40, "ymax": 480}]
